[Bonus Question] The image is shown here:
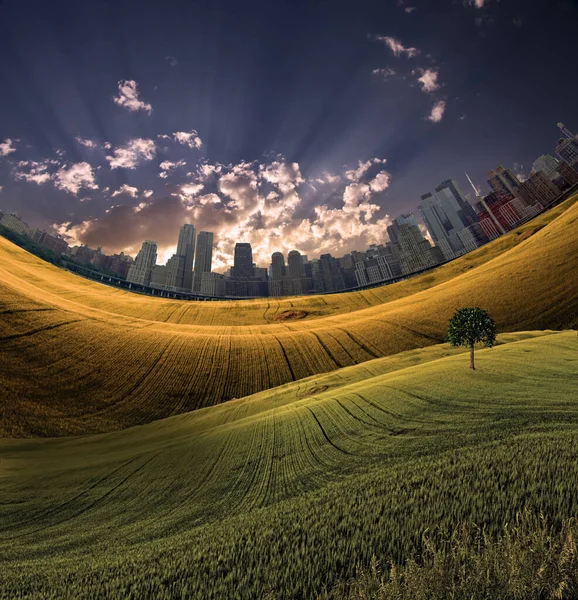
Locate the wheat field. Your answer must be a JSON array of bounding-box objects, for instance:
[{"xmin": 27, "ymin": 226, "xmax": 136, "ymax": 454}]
[
  {"xmin": 2, "ymin": 331, "xmax": 577, "ymax": 598},
  {"xmin": 1, "ymin": 195, "xmax": 577, "ymax": 436}
]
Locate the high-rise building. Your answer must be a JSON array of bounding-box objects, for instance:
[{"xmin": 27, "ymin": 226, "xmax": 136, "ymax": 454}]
[
  {"xmin": 488, "ymin": 166, "xmax": 522, "ymax": 196},
  {"xmin": 231, "ymin": 243, "xmax": 253, "ymax": 278},
  {"xmin": 386, "ymin": 213, "xmax": 418, "ymax": 244},
  {"xmin": 287, "ymin": 250, "xmax": 306, "ymax": 280},
  {"xmin": 558, "ymin": 122, "xmax": 577, "ymax": 141},
  {"xmin": 435, "ymin": 179, "xmax": 478, "ymax": 226},
  {"xmin": 200, "ymin": 272, "xmax": 226, "ymax": 297},
  {"xmin": 513, "ymin": 172, "xmax": 561, "ymax": 208},
  {"xmin": 532, "ymin": 155, "xmax": 560, "ymax": 181},
  {"xmin": 396, "ymin": 223, "xmax": 440, "ymax": 274},
  {"xmin": 556, "ymin": 137, "xmax": 578, "ymax": 168},
  {"xmin": 0, "ymin": 213, "xmax": 29, "ymax": 236},
  {"xmin": 127, "ymin": 240, "xmax": 157, "ymax": 286},
  {"xmin": 165, "ymin": 224, "xmax": 196, "ymax": 291},
  {"xmin": 192, "ymin": 231, "xmax": 213, "ymax": 292},
  {"xmin": 271, "ymin": 252, "xmax": 285, "ymax": 280}
]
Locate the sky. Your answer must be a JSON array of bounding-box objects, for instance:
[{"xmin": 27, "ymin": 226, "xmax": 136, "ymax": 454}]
[{"xmin": 0, "ymin": 0, "xmax": 577, "ymax": 270}]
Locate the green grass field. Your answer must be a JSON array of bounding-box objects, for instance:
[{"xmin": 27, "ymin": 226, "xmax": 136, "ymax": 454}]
[{"xmin": 2, "ymin": 331, "xmax": 577, "ymax": 598}]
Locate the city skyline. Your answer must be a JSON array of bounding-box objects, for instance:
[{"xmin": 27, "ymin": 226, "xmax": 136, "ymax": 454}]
[{"xmin": 1, "ymin": 0, "xmax": 577, "ymax": 270}]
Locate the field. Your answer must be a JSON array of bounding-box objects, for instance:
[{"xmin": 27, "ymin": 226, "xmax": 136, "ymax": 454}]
[
  {"xmin": 1, "ymin": 195, "xmax": 577, "ymax": 437},
  {"xmin": 2, "ymin": 331, "xmax": 578, "ymax": 598}
]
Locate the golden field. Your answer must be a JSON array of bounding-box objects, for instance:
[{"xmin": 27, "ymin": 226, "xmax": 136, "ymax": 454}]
[{"xmin": 1, "ymin": 195, "xmax": 577, "ymax": 437}]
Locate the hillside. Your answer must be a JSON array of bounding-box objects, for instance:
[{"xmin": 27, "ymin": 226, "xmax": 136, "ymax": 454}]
[
  {"xmin": 2, "ymin": 331, "xmax": 578, "ymax": 598},
  {"xmin": 1, "ymin": 195, "xmax": 577, "ymax": 436}
]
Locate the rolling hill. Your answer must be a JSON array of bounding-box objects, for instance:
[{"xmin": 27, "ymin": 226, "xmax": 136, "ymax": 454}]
[
  {"xmin": 1, "ymin": 194, "xmax": 577, "ymax": 437},
  {"xmin": 2, "ymin": 331, "xmax": 577, "ymax": 598}
]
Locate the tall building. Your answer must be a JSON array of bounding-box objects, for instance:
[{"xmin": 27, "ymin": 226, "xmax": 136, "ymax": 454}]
[
  {"xmin": 200, "ymin": 272, "xmax": 226, "ymax": 297},
  {"xmin": 386, "ymin": 213, "xmax": 418, "ymax": 244},
  {"xmin": 434, "ymin": 179, "xmax": 478, "ymax": 226},
  {"xmin": 192, "ymin": 231, "xmax": 213, "ymax": 292},
  {"xmin": 558, "ymin": 122, "xmax": 577, "ymax": 141},
  {"xmin": 231, "ymin": 243, "xmax": 253, "ymax": 278},
  {"xmin": 127, "ymin": 240, "xmax": 157, "ymax": 286},
  {"xmin": 488, "ymin": 166, "xmax": 522, "ymax": 196},
  {"xmin": 287, "ymin": 250, "xmax": 306, "ymax": 279},
  {"xmin": 271, "ymin": 252, "xmax": 285, "ymax": 280},
  {"xmin": 513, "ymin": 171, "xmax": 561, "ymax": 208},
  {"xmin": 165, "ymin": 224, "xmax": 196, "ymax": 291},
  {"xmin": 396, "ymin": 222, "xmax": 440, "ymax": 274},
  {"xmin": 0, "ymin": 213, "xmax": 29, "ymax": 236},
  {"xmin": 532, "ymin": 155, "xmax": 560, "ymax": 181},
  {"xmin": 556, "ymin": 137, "xmax": 578, "ymax": 168}
]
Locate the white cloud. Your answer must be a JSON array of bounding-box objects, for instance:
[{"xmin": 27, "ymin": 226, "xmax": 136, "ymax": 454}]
[
  {"xmin": 428, "ymin": 100, "xmax": 446, "ymax": 123},
  {"xmin": 106, "ymin": 138, "xmax": 156, "ymax": 169},
  {"xmin": 143, "ymin": 189, "xmax": 154, "ymax": 198},
  {"xmin": 159, "ymin": 159, "xmax": 186, "ymax": 178},
  {"xmin": 416, "ymin": 69, "xmax": 440, "ymax": 93},
  {"xmin": 372, "ymin": 67, "xmax": 396, "ymax": 80},
  {"xmin": 405, "ymin": 6, "xmax": 417, "ymax": 13},
  {"xmin": 53, "ymin": 162, "xmax": 98, "ymax": 195},
  {"xmin": 0, "ymin": 186, "xmax": 3, "ymax": 192},
  {"xmin": 173, "ymin": 130, "xmax": 203, "ymax": 149},
  {"xmin": 112, "ymin": 184, "xmax": 139, "ymax": 197},
  {"xmin": 14, "ymin": 160, "xmax": 56, "ymax": 185},
  {"xmin": 112, "ymin": 80, "xmax": 152, "ymax": 114},
  {"xmin": 369, "ymin": 171, "xmax": 391, "ymax": 193},
  {"xmin": 374, "ymin": 35, "xmax": 419, "ymax": 58},
  {"xmin": 166, "ymin": 56, "xmax": 177, "ymax": 66},
  {"xmin": 0, "ymin": 138, "xmax": 17, "ymax": 156},
  {"xmin": 345, "ymin": 158, "xmax": 387, "ymax": 182},
  {"xmin": 75, "ymin": 137, "xmax": 97, "ymax": 149},
  {"xmin": 466, "ymin": 0, "xmax": 487, "ymax": 7}
]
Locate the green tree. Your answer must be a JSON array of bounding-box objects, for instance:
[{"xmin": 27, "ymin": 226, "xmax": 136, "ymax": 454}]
[{"xmin": 447, "ymin": 307, "xmax": 496, "ymax": 370}]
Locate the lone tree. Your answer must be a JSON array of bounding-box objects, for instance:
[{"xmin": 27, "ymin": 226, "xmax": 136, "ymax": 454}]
[{"xmin": 447, "ymin": 307, "xmax": 496, "ymax": 370}]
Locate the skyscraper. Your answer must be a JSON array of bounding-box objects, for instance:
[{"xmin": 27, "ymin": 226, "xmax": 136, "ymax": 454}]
[
  {"xmin": 270, "ymin": 252, "xmax": 285, "ymax": 281},
  {"xmin": 487, "ymin": 166, "xmax": 522, "ymax": 196},
  {"xmin": 386, "ymin": 213, "xmax": 418, "ymax": 244},
  {"xmin": 232, "ymin": 243, "xmax": 253, "ymax": 278},
  {"xmin": 127, "ymin": 240, "xmax": 157, "ymax": 286},
  {"xmin": 193, "ymin": 231, "xmax": 213, "ymax": 292},
  {"xmin": 434, "ymin": 179, "xmax": 478, "ymax": 226},
  {"xmin": 556, "ymin": 137, "xmax": 578, "ymax": 167},
  {"xmin": 287, "ymin": 250, "xmax": 306, "ymax": 280},
  {"xmin": 532, "ymin": 155, "xmax": 560, "ymax": 181},
  {"xmin": 166, "ymin": 224, "xmax": 196, "ymax": 291}
]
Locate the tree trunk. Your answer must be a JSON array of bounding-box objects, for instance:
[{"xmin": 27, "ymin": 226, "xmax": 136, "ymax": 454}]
[{"xmin": 470, "ymin": 344, "xmax": 475, "ymax": 370}]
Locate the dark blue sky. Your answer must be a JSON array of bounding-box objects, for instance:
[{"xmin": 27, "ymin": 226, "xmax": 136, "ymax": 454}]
[{"xmin": 0, "ymin": 0, "xmax": 577, "ymax": 267}]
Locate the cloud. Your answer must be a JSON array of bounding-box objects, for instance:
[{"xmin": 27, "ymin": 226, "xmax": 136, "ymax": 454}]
[
  {"xmin": 0, "ymin": 186, "xmax": 3, "ymax": 192},
  {"xmin": 405, "ymin": 6, "xmax": 417, "ymax": 13},
  {"xmin": 369, "ymin": 171, "xmax": 391, "ymax": 193},
  {"xmin": 112, "ymin": 80, "xmax": 152, "ymax": 114},
  {"xmin": 53, "ymin": 162, "xmax": 98, "ymax": 195},
  {"xmin": 173, "ymin": 130, "xmax": 203, "ymax": 149},
  {"xmin": 372, "ymin": 67, "xmax": 396, "ymax": 80},
  {"xmin": 159, "ymin": 159, "xmax": 187, "ymax": 178},
  {"xmin": 75, "ymin": 137, "xmax": 97, "ymax": 149},
  {"xmin": 14, "ymin": 160, "xmax": 57, "ymax": 185},
  {"xmin": 56, "ymin": 157, "xmax": 393, "ymax": 271},
  {"xmin": 513, "ymin": 17, "xmax": 523, "ymax": 28},
  {"xmin": 143, "ymin": 190, "xmax": 154, "ymax": 198},
  {"xmin": 374, "ymin": 35, "xmax": 419, "ymax": 58},
  {"xmin": 106, "ymin": 138, "xmax": 156, "ymax": 169},
  {"xmin": 112, "ymin": 184, "xmax": 139, "ymax": 198},
  {"xmin": 166, "ymin": 56, "xmax": 177, "ymax": 66},
  {"xmin": 416, "ymin": 69, "xmax": 440, "ymax": 93},
  {"xmin": 0, "ymin": 138, "xmax": 17, "ymax": 157},
  {"xmin": 513, "ymin": 162, "xmax": 528, "ymax": 183},
  {"xmin": 345, "ymin": 158, "xmax": 387, "ymax": 182},
  {"xmin": 14, "ymin": 159, "xmax": 97, "ymax": 195},
  {"xmin": 467, "ymin": 0, "xmax": 487, "ymax": 7},
  {"xmin": 427, "ymin": 100, "xmax": 446, "ymax": 123}
]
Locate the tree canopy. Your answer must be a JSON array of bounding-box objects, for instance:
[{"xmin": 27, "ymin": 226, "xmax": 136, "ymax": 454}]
[{"xmin": 447, "ymin": 307, "xmax": 497, "ymax": 369}]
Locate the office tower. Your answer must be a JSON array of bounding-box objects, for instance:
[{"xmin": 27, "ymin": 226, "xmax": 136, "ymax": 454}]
[
  {"xmin": 127, "ymin": 240, "xmax": 157, "ymax": 286},
  {"xmin": 232, "ymin": 243, "xmax": 253, "ymax": 278},
  {"xmin": 488, "ymin": 166, "xmax": 522, "ymax": 196},
  {"xmin": 396, "ymin": 223, "xmax": 440, "ymax": 274},
  {"xmin": 271, "ymin": 252, "xmax": 285, "ymax": 280},
  {"xmin": 287, "ymin": 250, "xmax": 306, "ymax": 279},
  {"xmin": 556, "ymin": 137, "xmax": 578, "ymax": 167},
  {"xmin": 193, "ymin": 231, "xmax": 213, "ymax": 292},
  {"xmin": 165, "ymin": 224, "xmax": 196, "ymax": 291},
  {"xmin": 435, "ymin": 179, "xmax": 478, "ymax": 226},
  {"xmin": 558, "ymin": 122, "xmax": 577, "ymax": 141},
  {"xmin": 0, "ymin": 213, "xmax": 29, "ymax": 235},
  {"xmin": 513, "ymin": 172, "xmax": 561, "ymax": 208},
  {"xmin": 557, "ymin": 160, "xmax": 578, "ymax": 186},
  {"xmin": 200, "ymin": 272, "xmax": 226, "ymax": 297},
  {"xmin": 386, "ymin": 212, "xmax": 418, "ymax": 244},
  {"xmin": 532, "ymin": 155, "xmax": 560, "ymax": 181},
  {"xmin": 318, "ymin": 254, "xmax": 345, "ymax": 293},
  {"xmin": 474, "ymin": 193, "xmax": 525, "ymax": 237}
]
